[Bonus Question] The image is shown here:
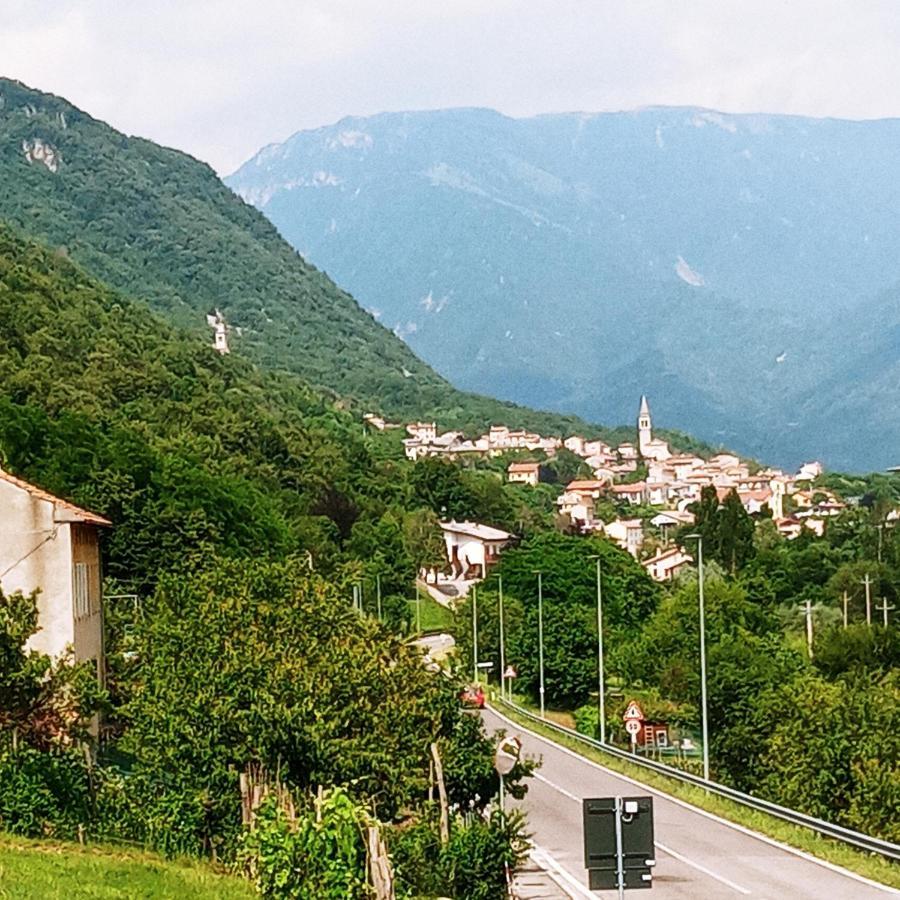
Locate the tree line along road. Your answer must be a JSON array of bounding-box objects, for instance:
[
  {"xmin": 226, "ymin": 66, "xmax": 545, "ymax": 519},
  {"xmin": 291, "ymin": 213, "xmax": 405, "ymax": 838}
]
[{"xmin": 482, "ymin": 707, "xmax": 899, "ymax": 900}]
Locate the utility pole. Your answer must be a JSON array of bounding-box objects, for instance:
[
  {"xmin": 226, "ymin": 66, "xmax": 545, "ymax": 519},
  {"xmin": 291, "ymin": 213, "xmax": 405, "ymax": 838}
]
[
  {"xmin": 376, "ymin": 573, "xmax": 382, "ymax": 621},
  {"xmin": 862, "ymin": 574, "xmax": 873, "ymax": 625},
  {"xmin": 842, "ymin": 591, "xmax": 849, "ymax": 629},
  {"xmin": 802, "ymin": 597, "xmax": 814, "ymax": 659},
  {"xmin": 415, "ymin": 579, "xmax": 422, "ymax": 634},
  {"xmin": 589, "ymin": 554, "xmax": 606, "ymax": 744},
  {"xmin": 498, "ymin": 575, "xmax": 506, "ymax": 701},
  {"xmin": 472, "ymin": 584, "xmax": 479, "ymax": 684},
  {"xmin": 536, "ymin": 570, "xmax": 546, "ymax": 719},
  {"xmin": 876, "ymin": 597, "xmax": 895, "ymax": 628}
]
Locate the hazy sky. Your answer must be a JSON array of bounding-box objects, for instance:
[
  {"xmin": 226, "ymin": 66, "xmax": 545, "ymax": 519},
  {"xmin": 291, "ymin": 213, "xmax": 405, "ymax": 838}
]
[{"xmin": 3, "ymin": 1, "xmax": 899, "ymax": 173}]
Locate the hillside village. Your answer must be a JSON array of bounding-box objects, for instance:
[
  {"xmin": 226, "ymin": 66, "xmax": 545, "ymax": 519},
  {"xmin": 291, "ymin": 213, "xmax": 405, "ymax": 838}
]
[{"xmin": 368, "ymin": 396, "xmax": 849, "ymax": 582}]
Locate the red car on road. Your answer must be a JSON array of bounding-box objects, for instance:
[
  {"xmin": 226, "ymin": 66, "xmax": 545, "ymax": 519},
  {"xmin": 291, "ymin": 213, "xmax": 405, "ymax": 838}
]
[{"xmin": 460, "ymin": 685, "xmax": 485, "ymax": 709}]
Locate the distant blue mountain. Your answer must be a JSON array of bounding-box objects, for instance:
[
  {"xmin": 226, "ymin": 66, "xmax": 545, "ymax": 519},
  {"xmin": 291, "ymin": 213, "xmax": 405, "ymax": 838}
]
[{"xmin": 227, "ymin": 107, "xmax": 900, "ymax": 471}]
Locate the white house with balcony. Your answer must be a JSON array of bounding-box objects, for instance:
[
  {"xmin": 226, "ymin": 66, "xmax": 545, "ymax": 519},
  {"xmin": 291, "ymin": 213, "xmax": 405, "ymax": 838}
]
[{"xmin": 439, "ymin": 521, "xmax": 514, "ymax": 580}]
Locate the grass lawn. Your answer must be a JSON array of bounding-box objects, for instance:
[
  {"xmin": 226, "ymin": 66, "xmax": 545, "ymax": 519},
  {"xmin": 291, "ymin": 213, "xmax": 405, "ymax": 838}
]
[
  {"xmin": 413, "ymin": 590, "xmax": 456, "ymax": 635},
  {"xmin": 0, "ymin": 836, "xmax": 255, "ymax": 899},
  {"xmin": 494, "ymin": 698, "xmax": 900, "ymax": 891}
]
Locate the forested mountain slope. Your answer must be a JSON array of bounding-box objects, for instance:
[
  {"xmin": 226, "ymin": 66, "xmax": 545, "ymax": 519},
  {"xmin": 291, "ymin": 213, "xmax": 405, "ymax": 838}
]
[
  {"xmin": 0, "ymin": 77, "xmax": 616, "ymax": 440},
  {"xmin": 228, "ymin": 106, "xmax": 900, "ymax": 471},
  {"xmin": 0, "ymin": 222, "xmax": 369, "ymax": 584},
  {"xmin": 0, "ymin": 224, "xmax": 627, "ymax": 592}
]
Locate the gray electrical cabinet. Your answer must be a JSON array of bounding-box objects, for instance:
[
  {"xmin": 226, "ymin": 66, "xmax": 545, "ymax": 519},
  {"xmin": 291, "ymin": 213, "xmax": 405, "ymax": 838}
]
[{"xmin": 583, "ymin": 796, "xmax": 655, "ymax": 892}]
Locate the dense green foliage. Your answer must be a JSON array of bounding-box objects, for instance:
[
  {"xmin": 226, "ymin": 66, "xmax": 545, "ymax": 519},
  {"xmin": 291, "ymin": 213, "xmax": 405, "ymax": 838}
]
[
  {"xmin": 238, "ymin": 791, "xmax": 369, "ymax": 899},
  {"xmin": 0, "ymin": 226, "xmax": 529, "ymax": 895},
  {"xmin": 690, "ymin": 485, "xmax": 757, "ymax": 574},
  {"xmin": 457, "ymin": 533, "xmax": 662, "ymax": 708},
  {"xmin": 538, "ymin": 506, "xmax": 900, "ymax": 844},
  {"xmin": 0, "ymin": 76, "xmax": 645, "ymax": 442}
]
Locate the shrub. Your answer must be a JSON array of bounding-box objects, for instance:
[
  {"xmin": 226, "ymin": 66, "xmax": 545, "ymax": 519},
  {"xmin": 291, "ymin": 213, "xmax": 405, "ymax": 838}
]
[
  {"xmin": 238, "ymin": 788, "xmax": 368, "ymax": 899},
  {"xmin": 0, "ymin": 745, "xmax": 92, "ymax": 838}
]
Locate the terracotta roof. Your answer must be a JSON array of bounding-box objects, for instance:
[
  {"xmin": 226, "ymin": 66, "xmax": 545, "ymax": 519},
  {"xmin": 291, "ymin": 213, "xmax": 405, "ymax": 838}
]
[
  {"xmin": 566, "ymin": 480, "xmax": 606, "ymax": 491},
  {"xmin": 644, "ymin": 547, "xmax": 692, "ymax": 564},
  {"xmin": 508, "ymin": 462, "xmax": 540, "ymax": 472},
  {"xmin": 0, "ymin": 468, "xmax": 111, "ymax": 526},
  {"xmin": 611, "ymin": 482, "xmax": 646, "ymax": 493}
]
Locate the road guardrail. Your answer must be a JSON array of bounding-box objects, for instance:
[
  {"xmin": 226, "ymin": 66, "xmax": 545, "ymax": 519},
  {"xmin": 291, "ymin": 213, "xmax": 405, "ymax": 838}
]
[{"xmin": 493, "ymin": 698, "xmax": 900, "ymax": 863}]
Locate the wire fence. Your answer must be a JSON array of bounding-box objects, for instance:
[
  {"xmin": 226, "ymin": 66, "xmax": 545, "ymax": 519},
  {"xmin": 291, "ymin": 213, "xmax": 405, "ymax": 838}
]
[{"xmin": 494, "ymin": 698, "xmax": 900, "ymax": 863}]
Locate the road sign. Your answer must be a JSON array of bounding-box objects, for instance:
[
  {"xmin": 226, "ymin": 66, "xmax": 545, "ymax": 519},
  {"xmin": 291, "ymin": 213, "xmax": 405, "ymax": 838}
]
[
  {"xmin": 623, "ymin": 700, "xmax": 645, "ymax": 722},
  {"xmin": 625, "ymin": 719, "xmax": 642, "ymax": 737},
  {"xmin": 584, "ymin": 796, "xmax": 655, "ymax": 894},
  {"xmin": 504, "ymin": 665, "xmax": 517, "ymax": 679}
]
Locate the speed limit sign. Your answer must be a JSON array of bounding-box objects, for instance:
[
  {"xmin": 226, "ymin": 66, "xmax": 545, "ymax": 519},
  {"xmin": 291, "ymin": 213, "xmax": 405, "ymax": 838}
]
[{"xmin": 625, "ymin": 719, "xmax": 642, "ymax": 737}]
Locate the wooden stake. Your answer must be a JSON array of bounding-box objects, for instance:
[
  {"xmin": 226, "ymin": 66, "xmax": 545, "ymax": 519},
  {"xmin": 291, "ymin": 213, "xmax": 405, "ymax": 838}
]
[{"xmin": 430, "ymin": 742, "xmax": 450, "ymax": 846}]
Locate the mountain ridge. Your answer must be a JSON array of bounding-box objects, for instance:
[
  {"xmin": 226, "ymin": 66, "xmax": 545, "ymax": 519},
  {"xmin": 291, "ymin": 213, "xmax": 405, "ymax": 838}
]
[
  {"xmin": 0, "ymin": 76, "xmax": 654, "ymax": 445},
  {"xmin": 227, "ymin": 105, "xmax": 900, "ymax": 471},
  {"xmin": 0, "ymin": 77, "xmax": 439, "ymax": 402}
]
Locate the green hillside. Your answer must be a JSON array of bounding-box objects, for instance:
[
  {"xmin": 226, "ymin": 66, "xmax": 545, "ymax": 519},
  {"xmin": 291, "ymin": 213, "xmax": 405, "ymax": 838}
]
[
  {"xmin": 0, "ymin": 76, "xmax": 630, "ymax": 442},
  {"xmin": 0, "ymin": 225, "xmax": 530, "ymax": 896},
  {"xmin": 0, "ymin": 223, "xmax": 605, "ymax": 591}
]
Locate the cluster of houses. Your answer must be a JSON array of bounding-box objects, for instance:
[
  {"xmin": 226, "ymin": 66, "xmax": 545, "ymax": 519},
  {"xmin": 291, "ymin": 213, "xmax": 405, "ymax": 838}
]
[
  {"xmin": 384, "ymin": 396, "xmax": 847, "ymax": 584},
  {"xmin": 394, "ymin": 420, "xmax": 562, "ymax": 461},
  {"xmin": 0, "ymin": 394, "xmax": 858, "ymax": 682}
]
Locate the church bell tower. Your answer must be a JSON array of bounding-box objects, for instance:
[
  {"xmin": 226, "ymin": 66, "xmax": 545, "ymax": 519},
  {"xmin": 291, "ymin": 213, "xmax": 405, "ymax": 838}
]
[{"xmin": 638, "ymin": 395, "xmax": 652, "ymax": 456}]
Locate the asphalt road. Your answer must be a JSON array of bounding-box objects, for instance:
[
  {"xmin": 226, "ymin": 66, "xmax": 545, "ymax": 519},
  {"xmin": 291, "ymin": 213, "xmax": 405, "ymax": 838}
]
[{"xmin": 483, "ymin": 706, "xmax": 898, "ymax": 900}]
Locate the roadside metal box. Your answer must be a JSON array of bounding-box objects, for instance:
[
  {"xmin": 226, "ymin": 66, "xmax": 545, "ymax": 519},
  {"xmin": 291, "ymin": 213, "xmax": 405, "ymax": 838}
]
[{"xmin": 583, "ymin": 796, "xmax": 655, "ymax": 891}]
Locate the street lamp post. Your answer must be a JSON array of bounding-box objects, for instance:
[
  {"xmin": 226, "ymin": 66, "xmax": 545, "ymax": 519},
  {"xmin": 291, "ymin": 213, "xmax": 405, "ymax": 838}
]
[
  {"xmin": 498, "ymin": 575, "xmax": 506, "ymax": 701},
  {"xmin": 535, "ymin": 570, "xmax": 546, "ymax": 718},
  {"xmin": 685, "ymin": 534, "xmax": 710, "ymax": 782},
  {"xmin": 589, "ymin": 554, "xmax": 606, "ymax": 744},
  {"xmin": 472, "ymin": 584, "xmax": 479, "ymax": 684},
  {"xmin": 415, "ymin": 579, "xmax": 422, "ymax": 634}
]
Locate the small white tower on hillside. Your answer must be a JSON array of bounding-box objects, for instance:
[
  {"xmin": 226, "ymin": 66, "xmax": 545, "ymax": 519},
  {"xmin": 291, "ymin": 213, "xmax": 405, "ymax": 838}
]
[
  {"xmin": 638, "ymin": 395, "xmax": 652, "ymax": 456},
  {"xmin": 206, "ymin": 309, "xmax": 230, "ymax": 355}
]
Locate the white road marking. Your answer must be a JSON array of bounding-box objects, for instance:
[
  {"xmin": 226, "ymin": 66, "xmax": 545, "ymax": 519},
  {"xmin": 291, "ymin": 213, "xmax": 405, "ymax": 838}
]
[
  {"xmin": 655, "ymin": 841, "xmax": 751, "ymax": 895},
  {"xmin": 533, "ymin": 770, "xmax": 751, "ymax": 895},
  {"xmin": 534, "ymin": 771, "xmax": 580, "ymax": 802},
  {"xmin": 488, "ymin": 705, "xmax": 900, "ymax": 896},
  {"xmin": 530, "ymin": 845, "xmax": 596, "ymax": 899}
]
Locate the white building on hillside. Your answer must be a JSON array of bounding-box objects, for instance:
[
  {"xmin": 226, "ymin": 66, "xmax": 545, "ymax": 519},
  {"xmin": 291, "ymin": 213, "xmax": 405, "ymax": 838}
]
[
  {"xmin": 507, "ymin": 461, "xmax": 540, "ymax": 486},
  {"xmin": 206, "ymin": 309, "xmax": 230, "ymax": 354},
  {"xmin": 440, "ymin": 521, "xmax": 514, "ymax": 580},
  {"xmin": 604, "ymin": 518, "xmax": 644, "ymax": 556},
  {"xmin": 643, "ymin": 547, "xmax": 693, "ymax": 581}
]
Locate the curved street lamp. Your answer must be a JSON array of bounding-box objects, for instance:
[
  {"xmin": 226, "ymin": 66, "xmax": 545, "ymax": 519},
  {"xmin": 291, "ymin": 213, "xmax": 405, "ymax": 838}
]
[{"xmin": 683, "ymin": 533, "xmax": 710, "ymax": 782}]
